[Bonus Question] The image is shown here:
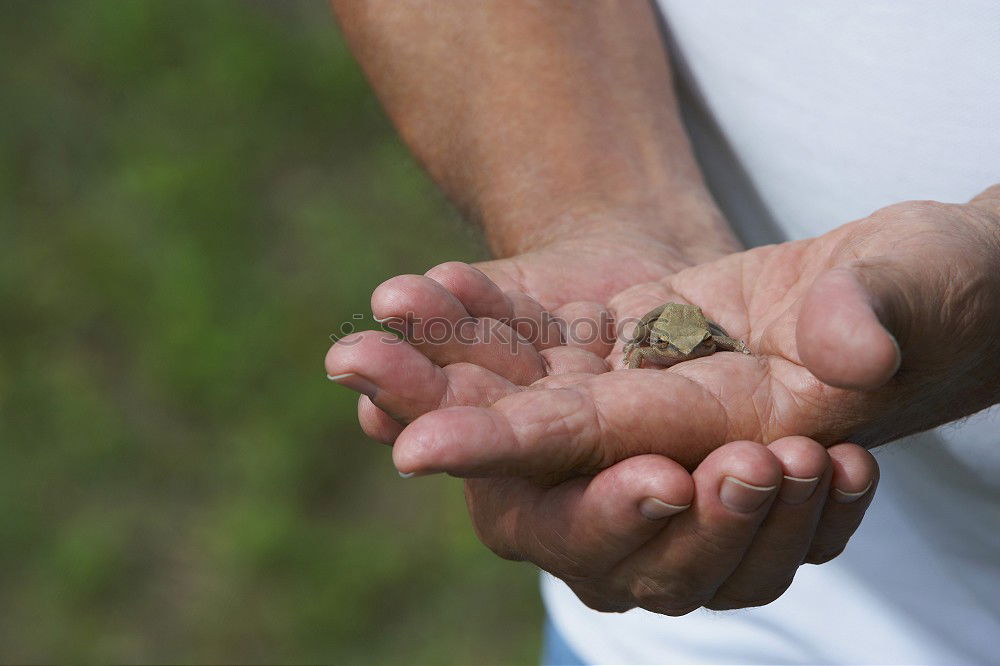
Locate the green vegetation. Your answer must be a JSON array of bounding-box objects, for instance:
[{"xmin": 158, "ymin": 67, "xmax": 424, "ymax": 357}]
[{"xmin": 0, "ymin": 1, "xmax": 541, "ymax": 662}]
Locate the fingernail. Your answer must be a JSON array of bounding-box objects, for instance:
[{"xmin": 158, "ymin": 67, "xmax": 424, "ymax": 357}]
[
  {"xmin": 720, "ymin": 476, "xmax": 776, "ymax": 513},
  {"xmin": 398, "ymin": 468, "xmax": 437, "ymax": 479},
  {"xmin": 833, "ymin": 479, "xmax": 873, "ymax": 503},
  {"xmin": 327, "ymin": 372, "xmax": 378, "ymax": 400},
  {"xmin": 889, "ymin": 335, "xmax": 902, "ymax": 376},
  {"xmin": 638, "ymin": 497, "xmax": 690, "ymax": 521},
  {"xmin": 779, "ymin": 475, "xmax": 820, "ymax": 505}
]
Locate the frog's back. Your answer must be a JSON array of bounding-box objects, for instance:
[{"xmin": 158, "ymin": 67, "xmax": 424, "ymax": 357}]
[{"xmin": 652, "ymin": 304, "xmax": 710, "ymax": 355}]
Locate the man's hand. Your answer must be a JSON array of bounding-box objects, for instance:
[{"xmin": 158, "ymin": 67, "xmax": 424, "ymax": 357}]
[
  {"xmin": 465, "ymin": 438, "xmax": 877, "ymax": 614},
  {"xmin": 328, "ymin": 276, "xmax": 878, "ymax": 614},
  {"xmin": 375, "ymin": 194, "xmax": 1000, "ymax": 478},
  {"xmin": 326, "ymin": 192, "xmax": 998, "ymax": 613},
  {"xmin": 329, "ymin": 0, "xmax": 999, "ymax": 615},
  {"xmin": 327, "ymin": 265, "xmax": 878, "ymax": 614}
]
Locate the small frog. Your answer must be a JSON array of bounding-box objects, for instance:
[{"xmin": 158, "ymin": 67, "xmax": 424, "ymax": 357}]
[{"xmin": 623, "ymin": 302, "xmax": 750, "ymax": 369}]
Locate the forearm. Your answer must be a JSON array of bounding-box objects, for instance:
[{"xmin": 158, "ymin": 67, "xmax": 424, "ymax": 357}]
[{"xmin": 330, "ymin": 0, "xmax": 739, "ymax": 260}]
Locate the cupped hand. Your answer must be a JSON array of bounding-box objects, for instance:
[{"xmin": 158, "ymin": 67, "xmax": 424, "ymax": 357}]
[
  {"xmin": 325, "ymin": 200, "xmax": 955, "ymax": 613},
  {"xmin": 378, "ymin": 194, "xmax": 1000, "ymax": 477},
  {"xmin": 326, "ymin": 281, "xmax": 878, "ymax": 613},
  {"xmin": 326, "ymin": 189, "xmax": 998, "ymax": 613},
  {"xmin": 466, "ymin": 437, "xmax": 877, "ymax": 614}
]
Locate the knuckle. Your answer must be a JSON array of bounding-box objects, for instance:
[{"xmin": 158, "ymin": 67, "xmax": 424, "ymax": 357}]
[
  {"xmin": 425, "ymin": 260, "xmax": 470, "ymax": 281},
  {"xmin": 806, "ymin": 522, "xmax": 862, "ymax": 563},
  {"xmin": 805, "ymin": 545, "xmax": 846, "ymax": 565},
  {"xmin": 871, "ymin": 199, "xmax": 945, "ymax": 223},
  {"xmin": 579, "ymin": 595, "xmax": 630, "ymax": 614},
  {"xmin": 500, "ymin": 387, "xmax": 606, "ymax": 474},
  {"xmin": 624, "ymin": 527, "xmax": 745, "ymax": 615},
  {"xmin": 687, "ymin": 521, "xmax": 750, "ymax": 560},
  {"xmin": 708, "ymin": 577, "xmax": 794, "ymax": 611},
  {"xmin": 628, "ymin": 573, "xmax": 708, "ymax": 617},
  {"xmin": 522, "ymin": 523, "xmax": 592, "ymax": 581},
  {"xmin": 570, "ymin": 585, "xmax": 634, "ymax": 614},
  {"xmin": 371, "ymin": 274, "xmax": 427, "ymax": 313}
]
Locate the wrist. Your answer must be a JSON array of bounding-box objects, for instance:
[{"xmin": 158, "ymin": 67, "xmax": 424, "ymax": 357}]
[{"xmin": 482, "ymin": 192, "xmax": 743, "ymax": 268}]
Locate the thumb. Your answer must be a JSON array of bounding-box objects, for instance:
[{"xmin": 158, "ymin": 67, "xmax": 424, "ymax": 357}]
[{"xmin": 797, "ymin": 264, "xmax": 906, "ymax": 391}]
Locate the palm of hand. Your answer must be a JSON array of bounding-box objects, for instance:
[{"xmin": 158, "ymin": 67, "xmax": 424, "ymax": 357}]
[
  {"xmin": 470, "ymin": 232, "xmax": 695, "ymax": 310},
  {"xmin": 403, "ymin": 238, "xmax": 846, "ymax": 477},
  {"xmin": 593, "ymin": 236, "xmax": 856, "ymax": 469}
]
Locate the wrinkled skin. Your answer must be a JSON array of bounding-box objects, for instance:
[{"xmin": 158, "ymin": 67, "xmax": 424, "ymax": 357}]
[
  {"xmin": 379, "ymin": 200, "xmax": 1000, "ymax": 474},
  {"xmin": 327, "ymin": 195, "xmax": 1000, "ymax": 614}
]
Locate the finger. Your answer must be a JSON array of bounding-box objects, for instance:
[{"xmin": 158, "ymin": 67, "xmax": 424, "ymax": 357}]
[
  {"xmin": 707, "ymin": 436, "xmax": 832, "ymax": 610},
  {"xmin": 326, "ymin": 330, "xmax": 518, "ymax": 423},
  {"xmin": 392, "ymin": 369, "xmax": 733, "ymax": 478},
  {"xmin": 425, "ymin": 262, "xmax": 565, "ymax": 352},
  {"xmin": 371, "ymin": 273, "xmax": 468, "ymax": 334},
  {"xmin": 465, "ymin": 455, "xmax": 693, "ymax": 594},
  {"xmin": 539, "ymin": 347, "xmax": 610, "ymax": 375},
  {"xmin": 505, "ymin": 291, "xmax": 565, "ymax": 351},
  {"xmin": 424, "ymin": 261, "xmax": 513, "ymax": 320},
  {"xmin": 797, "ymin": 267, "xmax": 901, "ymax": 390},
  {"xmin": 551, "ymin": 301, "xmax": 616, "ymax": 357},
  {"xmin": 805, "ymin": 443, "xmax": 879, "ymax": 564},
  {"xmin": 608, "ymin": 441, "xmax": 782, "ymax": 616},
  {"xmin": 358, "ymin": 395, "xmax": 403, "ymax": 444},
  {"xmin": 371, "ymin": 273, "xmax": 546, "ymax": 384}
]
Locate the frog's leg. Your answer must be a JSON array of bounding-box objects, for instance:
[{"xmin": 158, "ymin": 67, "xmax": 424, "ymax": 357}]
[
  {"xmin": 632, "ymin": 304, "xmax": 667, "ymax": 345},
  {"xmin": 710, "ymin": 333, "xmax": 751, "ymax": 355},
  {"xmin": 707, "ymin": 321, "xmax": 731, "ymax": 337},
  {"xmin": 626, "ymin": 344, "xmax": 691, "ymax": 369},
  {"xmin": 622, "ymin": 304, "xmax": 667, "ymax": 367},
  {"xmin": 626, "ymin": 346, "xmax": 658, "ymax": 369},
  {"xmin": 706, "ymin": 320, "xmax": 751, "ymax": 355},
  {"xmin": 625, "ymin": 346, "xmax": 645, "ymax": 369}
]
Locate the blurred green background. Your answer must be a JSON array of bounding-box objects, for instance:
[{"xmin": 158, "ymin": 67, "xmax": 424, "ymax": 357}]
[{"xmin": 0, "ymin": 1, "xmax": 542, "ymax": 662}]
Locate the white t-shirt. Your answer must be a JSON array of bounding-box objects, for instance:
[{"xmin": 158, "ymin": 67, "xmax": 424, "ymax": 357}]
[{"xmin": 544, "ymin": 2, "xmax": 1000, "ymax": 663}]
